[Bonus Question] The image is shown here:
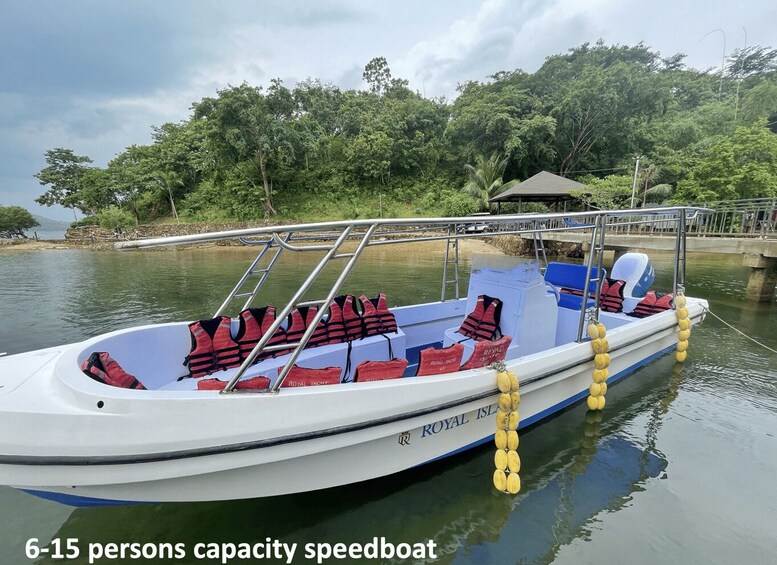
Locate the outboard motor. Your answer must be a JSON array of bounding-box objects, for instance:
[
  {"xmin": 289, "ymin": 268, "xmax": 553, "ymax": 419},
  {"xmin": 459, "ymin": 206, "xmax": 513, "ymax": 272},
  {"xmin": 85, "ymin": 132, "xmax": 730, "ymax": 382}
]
[{"xmin": 611, "ymin": 253, "xmax": 655, "ymax": 313}]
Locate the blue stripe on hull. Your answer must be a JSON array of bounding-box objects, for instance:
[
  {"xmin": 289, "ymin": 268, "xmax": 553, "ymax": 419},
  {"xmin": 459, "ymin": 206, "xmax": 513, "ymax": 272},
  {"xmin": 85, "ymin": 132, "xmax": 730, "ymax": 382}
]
[
  {"xmin": 20, "ymin": 489, "xmax": 148, "ymax": 507},
  {"xmin": 424, "ymin": 342, "xmax": 675, "ymax": 465},
  {"xmin": 21, "ymin": 344, "xmax": 675, "ymax": 507}
]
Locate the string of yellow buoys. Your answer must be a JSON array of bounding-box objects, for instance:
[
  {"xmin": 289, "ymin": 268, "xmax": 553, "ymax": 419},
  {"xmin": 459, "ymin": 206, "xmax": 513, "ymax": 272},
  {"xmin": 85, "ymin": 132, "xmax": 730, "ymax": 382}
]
[
  {"xmin": 674, "ymin": 291, "xmax": 690, "ymax": 362},
  {"xmin": 586, "ymin": 320, "xmax": 608, "ymax": 411},
  {"xmin": 493, "ymin": 362, "xmax": 521, "ymax": 494}
]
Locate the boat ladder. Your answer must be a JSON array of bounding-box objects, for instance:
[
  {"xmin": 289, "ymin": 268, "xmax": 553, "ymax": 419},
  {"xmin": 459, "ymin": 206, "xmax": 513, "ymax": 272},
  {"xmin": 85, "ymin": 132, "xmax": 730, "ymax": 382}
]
[
  {"xmin": 531, "ymin": 220, "xmax": 548, "ymax": 271},
  {"xmin": 224, "ymin": 224, "xmax": 379, "ymax": 392},
  {"xmin": 441, "ymin": 227, "xmax": 460, "ymax": 301},
  {"xmin": 576, "ymin": 214, "xmax": 607, "ymax": 342},
  {"xmin": 213, "ymin": 236, "xmax": 289, "ymax": 317}
]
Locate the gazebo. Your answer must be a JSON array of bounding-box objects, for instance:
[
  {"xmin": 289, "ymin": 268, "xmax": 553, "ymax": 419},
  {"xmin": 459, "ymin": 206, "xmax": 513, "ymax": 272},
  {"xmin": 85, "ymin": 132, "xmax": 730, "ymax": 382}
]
[{"xmin": 490, "ymin": 171, "xmax": 587, "ymax": 212}]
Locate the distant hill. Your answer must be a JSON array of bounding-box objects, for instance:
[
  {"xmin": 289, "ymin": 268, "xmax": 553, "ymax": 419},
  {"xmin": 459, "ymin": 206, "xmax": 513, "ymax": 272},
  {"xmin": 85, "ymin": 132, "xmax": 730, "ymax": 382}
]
[{"xmin": 32, "ymin": 214, "xmax": 71, "ymax": 230}]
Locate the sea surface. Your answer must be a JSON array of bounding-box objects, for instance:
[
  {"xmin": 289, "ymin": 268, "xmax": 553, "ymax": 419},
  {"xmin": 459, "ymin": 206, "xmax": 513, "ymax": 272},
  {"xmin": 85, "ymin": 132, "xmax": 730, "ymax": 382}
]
[{"xmin": 0, "ymin": 246, "xmax": 775, "ymax": 564}]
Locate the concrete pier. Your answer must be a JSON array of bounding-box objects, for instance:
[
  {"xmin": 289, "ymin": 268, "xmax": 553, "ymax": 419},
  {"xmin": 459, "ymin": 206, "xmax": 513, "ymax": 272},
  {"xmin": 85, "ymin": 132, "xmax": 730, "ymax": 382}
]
[{"xmin": 743, "ymin": 254, "xmax": 777, "ymax": 302}]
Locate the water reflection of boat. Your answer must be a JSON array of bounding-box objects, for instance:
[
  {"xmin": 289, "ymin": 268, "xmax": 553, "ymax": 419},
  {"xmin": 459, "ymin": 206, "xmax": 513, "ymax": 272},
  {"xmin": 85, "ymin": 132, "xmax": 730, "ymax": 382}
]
[{"xmin": 0, "ymin": 208, "xmax": 706, "ymax": 505}]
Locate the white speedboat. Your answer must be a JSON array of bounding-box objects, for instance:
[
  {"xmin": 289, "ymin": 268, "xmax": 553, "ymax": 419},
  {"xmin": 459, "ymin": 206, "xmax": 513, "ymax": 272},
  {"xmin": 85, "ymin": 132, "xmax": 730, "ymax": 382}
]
[{"xmin": 0, "ymin": 208, "xmax": 707, "ymax": 506}]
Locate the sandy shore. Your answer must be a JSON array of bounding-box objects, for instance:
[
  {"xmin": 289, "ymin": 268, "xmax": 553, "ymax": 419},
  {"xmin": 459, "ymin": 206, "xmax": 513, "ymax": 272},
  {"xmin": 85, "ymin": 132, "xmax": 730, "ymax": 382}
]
[
  {"xmin": 0, "ymin": 239, "xmax": 75, "ymax": 251},
  {"xmin": 0, "ymin": 236, "xmax": 510, "ymax": 256}
]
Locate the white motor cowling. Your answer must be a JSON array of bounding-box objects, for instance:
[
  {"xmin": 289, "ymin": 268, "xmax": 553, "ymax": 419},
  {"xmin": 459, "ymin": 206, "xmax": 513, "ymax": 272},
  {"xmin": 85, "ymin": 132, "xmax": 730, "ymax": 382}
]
[{"xmin": 611, "ymin": 253, "xmax": 655, "ymax": 313}]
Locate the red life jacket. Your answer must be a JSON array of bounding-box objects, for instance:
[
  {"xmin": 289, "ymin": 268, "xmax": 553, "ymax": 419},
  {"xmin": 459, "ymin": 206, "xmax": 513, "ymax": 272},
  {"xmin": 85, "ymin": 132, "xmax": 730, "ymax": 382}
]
[
  {"xmin": 457, "ymin": 295, "xmax": 502, "ymax": 341},
  {"xmin": 285, "ymin": 306, "xmax": 329, "ymax": 349},
  {"xmin": 416, "ymin": 343, "xmax": 464, "ymax": 376},
  {"xmin": 196, "ymin": 376, "xmax": 270, "ymax": 391},
  {"xmin": 599, "ymin": 278, "xmax": 626, "ymax": 313},
  {"xmin": 236, "ymin": 307, "xmax": 286, "ymax": 361},
  {"xmin": 185, "ymin": 317, "xmax": 242, "ymax": 378},
  {"xmin": 81, "ymin": 352, "xmax": 146, "ymax": 390},
  {"xmin": 460, "ymin": 335, "xmax": 512, "ymax": 370},
  {"xmin": 354, "ymin": 358, "xmax": 408, "ymax": 382},
  {"xmin": 359, "ymin": 293, "xmax": 398, "ymax": 337},
  {"xmin": 326, "ymin": 295, "xmax": 363, "ymax": 343},
  {"xmin": 630, "ymin": 291, "xmax": 673, "ymax": 318},
  {"xmin": 282, "ymin": 365, "xmax": 341, "ymax": 387},
  {"xmin": 560, "ymin": 288, "xmax": 585, "ymax": 297}
]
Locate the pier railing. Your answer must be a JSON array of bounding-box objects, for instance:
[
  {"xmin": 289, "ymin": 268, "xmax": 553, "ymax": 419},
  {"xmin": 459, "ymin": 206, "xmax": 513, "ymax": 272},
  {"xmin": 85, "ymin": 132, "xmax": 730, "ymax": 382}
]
[{"xmin": 541, "ymin": 198, "xmax": 776, "ymax": 239}]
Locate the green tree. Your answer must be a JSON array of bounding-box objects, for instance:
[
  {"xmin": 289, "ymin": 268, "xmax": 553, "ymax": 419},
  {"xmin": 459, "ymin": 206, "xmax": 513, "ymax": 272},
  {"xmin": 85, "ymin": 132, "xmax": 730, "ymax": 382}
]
[
  {"xmin": 571, "ymin": 174, "xmax": 634, "ymax": 209},
  {"xmin": 676, "ymin": 122, "xmax": 777, "ymax": 201},
  {"xmin": 0, "ymin": 205, "xmax": 39, "ymax": 238},
  {"xmin": 34, "ymin": 148, "xmax": 93, "ymax": 219},
  {"xmin": 194, "ymin": 82, "xmax": 301, "ymax": 217},
  {"xmin": 462, "ymin": 154, "xmax": 519, "ymax": 212},
  {"xmin": 96, "ymin": 206, "xmax": 135, "ymax": 230},
  {"xmin": 363, "ymin": 57, "xmax": 392, "ymax": 95},
  {"xmin": 106, "ymin": 145, "xmax": 158, "ymax": 222}
]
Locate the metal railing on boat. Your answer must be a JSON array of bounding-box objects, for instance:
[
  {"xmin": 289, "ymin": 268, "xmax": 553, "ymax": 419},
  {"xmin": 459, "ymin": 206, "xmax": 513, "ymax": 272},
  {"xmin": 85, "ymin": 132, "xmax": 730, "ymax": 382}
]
[{"xmin": 114, "ymin": 207, "xmax": 709, "ymax": 393}]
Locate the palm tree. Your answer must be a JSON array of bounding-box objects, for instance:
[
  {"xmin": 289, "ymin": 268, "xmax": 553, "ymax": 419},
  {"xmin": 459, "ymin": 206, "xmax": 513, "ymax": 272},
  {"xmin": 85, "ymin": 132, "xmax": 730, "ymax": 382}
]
[
  {"xmin": 644, "ymin": 183, "xmax": 673, "ymax": 205},
  {"xmin": 462, "ymin": 153, "xmax": 519, "ymax": 212}
]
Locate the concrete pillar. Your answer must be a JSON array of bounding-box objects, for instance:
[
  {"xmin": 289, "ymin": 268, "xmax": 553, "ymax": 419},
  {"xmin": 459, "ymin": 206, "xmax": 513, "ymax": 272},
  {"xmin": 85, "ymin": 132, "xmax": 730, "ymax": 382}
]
[{"xmin": 743, "ymin": 254, "xmax": 777, "ymax": 302}]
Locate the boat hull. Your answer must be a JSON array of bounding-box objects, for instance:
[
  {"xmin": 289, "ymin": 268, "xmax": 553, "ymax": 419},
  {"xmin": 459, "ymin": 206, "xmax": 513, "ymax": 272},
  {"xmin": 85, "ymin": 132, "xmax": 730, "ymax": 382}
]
[{"xmin": 1, "ymin": 303, "xmax": 705, "ymax": 506}]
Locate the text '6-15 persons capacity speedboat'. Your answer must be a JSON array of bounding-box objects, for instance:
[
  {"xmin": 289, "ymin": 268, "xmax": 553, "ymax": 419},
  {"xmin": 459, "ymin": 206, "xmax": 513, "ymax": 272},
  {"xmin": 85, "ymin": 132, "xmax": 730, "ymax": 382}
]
[{"xmin": 0, "ymin": 208, "xmax": 707, "ymax": 506}]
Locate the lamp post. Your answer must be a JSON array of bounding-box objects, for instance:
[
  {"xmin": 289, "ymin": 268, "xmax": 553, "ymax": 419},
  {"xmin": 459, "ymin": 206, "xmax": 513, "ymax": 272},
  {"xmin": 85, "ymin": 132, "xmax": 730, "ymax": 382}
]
[{"xmin": 630, "ymin": 155, "xmax": 642, "ymax": 209}]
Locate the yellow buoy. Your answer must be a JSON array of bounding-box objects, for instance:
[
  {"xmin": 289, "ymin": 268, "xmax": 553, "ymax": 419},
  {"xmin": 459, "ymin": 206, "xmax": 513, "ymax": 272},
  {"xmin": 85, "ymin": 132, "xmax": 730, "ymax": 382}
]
[
  {"xmin": 508, "ymin": 371, "xmax": 519, "ymax": 391},
  {"xmin": 678, "ymin": 318, "xmax": 691, "ymax": 330},
  {"xmin": 496, "ymin": 412, "xmax": 508, "ymax": 429},
  {"xmin": 499, "ymin": 393, "xmax": 512, "ymax": 412},
  {"xmin": 586, "ymin": 395, "xmax": 598, "ymax": 411},
  {"xmin": 508, "ymin": 411, "xmax": 520, "ymax": 430},
  {"xmin": 586, "ymin": 323, "xmax": 599, "ymax": 340},
  {"xmin": 600, "ymin": 382, "xmax": 607, "ymax": 395},
  {"xmin": 677, "ymin": 340, "xmax": 689, "ymax": 352},
  {"xmin": 676, "ymin": 307, "xmax": 688, "ymax": 319},
  {"xmin": 506, "ymin": 472, "xmax": 521, "ymax": 494},
  {"xmin": 511, "ymin": 392, "xmax": 521, "ymax": 410},
  {"xmin": 497, "ymin": 371, "xmax": 511, "ymax": 393},
  {"xmin": 593, "ymin": 369, "xmax": 608, "ymax": 383},
  {"xmin": 596, "ymin": 395, "xmax": 606, "ymax": 410},
  {"xmin": 596, "ymin": 323, "xmax": 606, "ymax": 338},
  {"xmin": 674, "ymin": 295, "xmax": 686, "ymax": 308},
  {"xmin": 592, "ymin": 338, "xmax": 606, "ymax": 354},
  {"xmin": 495, "ymin": 429, "xmax": 507, "ymax": 450},
  {"xmin": 507, "ymin": 430, "xmax": 519, "ymax": 450},
  {"xmin": 507, "ymin": 450, "xmax": 521, "ymax": 473},
  {"xmin": 494, "ymin": 449, "xmax": 508, "ymax": 471},
  {"xmin": 676, "ymin": 350, "xmax": 687, "ymax": 363},
  {"xmin": 594, "ymin": 353, "xmax": 610, "ymax": 370},
  {"xmin": 678, "ymin": 329, "xmax": 691, "ymax": 341},
  {"xmin": 589, "ymin": 382, "xmax": 603, "ymax": 397},
  {"xmin": 493, "ymin": 469, "xmax": 507, "ymax": 491}
]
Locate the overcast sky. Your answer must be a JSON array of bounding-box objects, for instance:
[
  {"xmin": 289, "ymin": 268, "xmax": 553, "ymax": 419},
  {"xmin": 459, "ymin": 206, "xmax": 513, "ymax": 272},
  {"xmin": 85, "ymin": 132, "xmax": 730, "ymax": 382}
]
[{"xmin": 2, "ymin": 0, "xmax": 775, "ymax": 221}]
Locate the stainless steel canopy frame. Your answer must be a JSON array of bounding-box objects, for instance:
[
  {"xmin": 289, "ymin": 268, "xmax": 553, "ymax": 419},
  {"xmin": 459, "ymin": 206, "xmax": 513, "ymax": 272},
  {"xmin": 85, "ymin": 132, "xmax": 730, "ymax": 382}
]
[{"xmin": 115, "ymin": 207, "xmax": 709, "ymax": 392}]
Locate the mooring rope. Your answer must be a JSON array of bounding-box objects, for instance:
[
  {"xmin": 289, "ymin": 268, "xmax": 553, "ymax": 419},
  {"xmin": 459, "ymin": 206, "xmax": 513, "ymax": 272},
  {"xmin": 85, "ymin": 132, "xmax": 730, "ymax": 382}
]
[{"xmin": 704, "ymin": 307, "xmax": 777, "ymax": 355}]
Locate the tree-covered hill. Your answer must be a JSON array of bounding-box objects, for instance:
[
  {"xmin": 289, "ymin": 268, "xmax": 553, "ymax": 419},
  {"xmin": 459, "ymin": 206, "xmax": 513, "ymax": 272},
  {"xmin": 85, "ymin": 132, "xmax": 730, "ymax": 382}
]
[{"xmin": 33, "ymin": 41, "xmax": 777, "ymax": 226}]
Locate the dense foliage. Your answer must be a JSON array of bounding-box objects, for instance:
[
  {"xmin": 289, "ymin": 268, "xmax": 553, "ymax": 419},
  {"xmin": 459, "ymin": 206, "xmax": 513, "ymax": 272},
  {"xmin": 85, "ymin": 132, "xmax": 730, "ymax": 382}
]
[
  {"xmin": 32, "ymin": 42, "xmax": 777, "ymax": 225},
  {"xmin": 0, "ymin": 206, "xmax": 39, "ymax": 238}
]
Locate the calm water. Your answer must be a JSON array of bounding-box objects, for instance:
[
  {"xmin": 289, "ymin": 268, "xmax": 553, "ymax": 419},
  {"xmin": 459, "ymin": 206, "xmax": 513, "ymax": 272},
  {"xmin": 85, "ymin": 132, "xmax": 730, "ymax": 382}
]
[{"xmin": 0, "ymin": 247, "xmax": 775, "ymax": 565}]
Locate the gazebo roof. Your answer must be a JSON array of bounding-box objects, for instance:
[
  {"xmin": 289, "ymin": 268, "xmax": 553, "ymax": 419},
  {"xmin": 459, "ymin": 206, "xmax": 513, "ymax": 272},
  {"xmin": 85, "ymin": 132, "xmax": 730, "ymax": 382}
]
[{"xmin": 490, "ymin": 171, "xmax": 586, "ymax": 202}]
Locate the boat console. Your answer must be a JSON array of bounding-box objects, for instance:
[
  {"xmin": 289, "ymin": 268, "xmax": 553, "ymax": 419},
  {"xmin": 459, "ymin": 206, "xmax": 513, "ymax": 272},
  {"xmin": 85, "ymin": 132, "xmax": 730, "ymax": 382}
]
[{"xmin": 443, "ymin": 256, "xmax": 558, "ymax": 361}]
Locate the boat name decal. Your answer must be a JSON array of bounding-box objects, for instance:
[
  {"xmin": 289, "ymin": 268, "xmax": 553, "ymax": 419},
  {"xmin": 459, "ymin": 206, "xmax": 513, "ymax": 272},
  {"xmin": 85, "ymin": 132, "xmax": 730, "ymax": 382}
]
[
  {"xmin": 421, "ymin": 413, "xmax": 470, "ymax": 438},
  {"xmin": 475, "ymin": 403, "xmax": 499, "ymax": 420}
]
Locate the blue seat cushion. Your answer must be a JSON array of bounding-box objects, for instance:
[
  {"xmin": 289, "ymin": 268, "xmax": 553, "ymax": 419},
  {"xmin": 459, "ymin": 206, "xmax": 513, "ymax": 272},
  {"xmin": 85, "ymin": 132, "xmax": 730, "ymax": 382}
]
[{"xmin": 557, "ymin": 293, "xmax": 595, "ymax": 310}]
